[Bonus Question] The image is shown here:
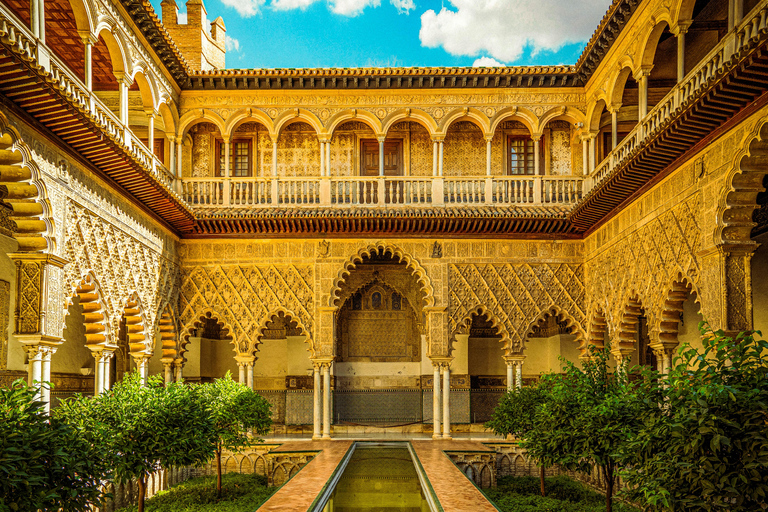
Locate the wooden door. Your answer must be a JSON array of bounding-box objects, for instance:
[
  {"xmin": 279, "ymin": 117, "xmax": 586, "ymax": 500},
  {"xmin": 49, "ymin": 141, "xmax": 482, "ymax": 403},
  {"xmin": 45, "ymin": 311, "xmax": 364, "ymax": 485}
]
[{"xmin": 361, "ymin": 140, "xmax": 403, "ymax": 176}]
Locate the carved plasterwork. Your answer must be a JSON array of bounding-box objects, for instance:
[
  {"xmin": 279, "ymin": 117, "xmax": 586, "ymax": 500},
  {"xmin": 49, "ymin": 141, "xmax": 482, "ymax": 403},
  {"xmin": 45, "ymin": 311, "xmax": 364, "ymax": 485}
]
[
  {"xmin": 179, "ymin": 264, "xmax": 314, "ymax": 355},
  {"xmin": 448, "ymin": 263, "xmax": 586, "ymax": 354},
  {"xmin": 0, "ymin": 280, "xmax": 8, "ymax": 370}
]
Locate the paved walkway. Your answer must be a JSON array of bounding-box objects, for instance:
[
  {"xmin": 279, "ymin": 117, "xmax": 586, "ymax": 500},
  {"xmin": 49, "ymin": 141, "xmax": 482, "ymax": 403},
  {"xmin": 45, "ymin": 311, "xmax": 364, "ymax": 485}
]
[
  {"xmin": 257, "ymin": 439, "xmax": 498, "ymax": 512},
  {"xmin": 257, "ymin": 440, "xmax": 353, "ymax": 512},
  {"xmin": 412, "ymin": 440, "xmax": 499, "ymax": 512}
]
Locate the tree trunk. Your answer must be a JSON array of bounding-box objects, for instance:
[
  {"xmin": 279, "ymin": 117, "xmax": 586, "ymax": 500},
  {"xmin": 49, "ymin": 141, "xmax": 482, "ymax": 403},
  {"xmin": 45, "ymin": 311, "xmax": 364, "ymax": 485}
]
[
  {"xmin": 604, "ymin": 465, "xmax": 614, "ymax": 512},
  {"xmin": 216, "ymin": 448, "xmax": 222, "ymax": 499},
  {"xmin": 137, "ymin": 473, "xmax": 147, "ymax": 512},
  {"xmin": 540, "ymin": 465, "xmax": 546, "ymax": 497}
]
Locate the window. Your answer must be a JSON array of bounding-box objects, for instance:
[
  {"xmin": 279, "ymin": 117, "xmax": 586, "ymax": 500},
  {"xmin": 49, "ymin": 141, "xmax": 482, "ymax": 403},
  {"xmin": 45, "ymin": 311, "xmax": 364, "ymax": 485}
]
[
  {"xmin": 215, "ymin": 139, "xmax": 252, "ymax": 177},
  {"xmin": 360, "ymin": 139, "xmax": 403, "ymax": 176},
  {"xmin": 507, "ymin": 136, "xmax": 535, "ymax": 175},
  {"xmin": 139, "ymin": 138, "xmax": 164, "ymax": 162}
]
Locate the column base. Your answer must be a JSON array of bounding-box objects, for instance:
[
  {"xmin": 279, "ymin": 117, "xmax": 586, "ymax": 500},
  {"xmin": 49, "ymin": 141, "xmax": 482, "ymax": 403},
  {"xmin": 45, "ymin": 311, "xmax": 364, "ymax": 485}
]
[
  {"xmin": 442, "ymin": 434, "xmax": 452, "ymax": 440},
  {"xmin": 321, "ymin": 434, "xmax": 332, "ymax": 440},
  {"xmin": 432, "ymin": 433, "xmax": 443, "ymax": 440},
  {"xmin": 312, "ymin": 434, "xmax": 322, "ymax": 441}
]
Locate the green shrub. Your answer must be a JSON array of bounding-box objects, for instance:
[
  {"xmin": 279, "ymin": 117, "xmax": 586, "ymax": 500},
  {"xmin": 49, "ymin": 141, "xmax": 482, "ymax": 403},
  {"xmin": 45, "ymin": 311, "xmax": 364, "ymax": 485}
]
[
  {"xmin": 115, "ymin": 473, "xmax": 275, "ymax": 512},
  {"xmin": 485, "ymin": 476, "xmax": 641, "ymax": 512}
]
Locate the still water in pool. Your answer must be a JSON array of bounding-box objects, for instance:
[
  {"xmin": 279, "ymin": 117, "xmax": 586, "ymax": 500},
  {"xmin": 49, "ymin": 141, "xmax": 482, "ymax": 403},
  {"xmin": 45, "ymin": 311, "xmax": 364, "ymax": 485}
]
[{"xmin": 322, "ymin": 445, "xmax": 432, "ymax": 512}]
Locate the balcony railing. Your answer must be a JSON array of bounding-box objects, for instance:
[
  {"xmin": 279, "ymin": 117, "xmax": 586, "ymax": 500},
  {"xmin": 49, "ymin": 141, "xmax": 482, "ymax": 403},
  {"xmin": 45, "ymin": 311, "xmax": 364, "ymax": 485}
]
[
  {"xmin": 181, "ymin": 175, "xmax": 583, "ymax": 208},
  {"xmin": 588, "ymin": 5, "xmax": 768, "ymax": 191}
]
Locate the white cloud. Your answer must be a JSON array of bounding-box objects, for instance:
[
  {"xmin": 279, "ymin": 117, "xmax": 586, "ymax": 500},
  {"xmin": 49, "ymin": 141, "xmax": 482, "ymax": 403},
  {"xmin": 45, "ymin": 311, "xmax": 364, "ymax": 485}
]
[
  {"xmin": 329, "ymin": 0, "xmax": 380, "ymax": 16},
  {"xmin": 419, "ymin": 0, "xmax": 607, "ymax": 63},
  {"xmin": 220, "ymin": 0, "xmax": 266, "ymax": 17},
  {"xmin": 391, "ymin": 0, "xmax": 415, "ymax": 14},
  {"xmin": 271, "ymin": 0, "xmax": 319, "ymax": 10},
  {"xmin": 177, "ymin": 11, "xmax": 187, "ymax": 23},
  {"xmin": 473, "ymin": 56, "xmax": 506, "ymax": 67},
  {"xmin": 225, "ymin": 35, "xmax": 241, "ymax": 52}
]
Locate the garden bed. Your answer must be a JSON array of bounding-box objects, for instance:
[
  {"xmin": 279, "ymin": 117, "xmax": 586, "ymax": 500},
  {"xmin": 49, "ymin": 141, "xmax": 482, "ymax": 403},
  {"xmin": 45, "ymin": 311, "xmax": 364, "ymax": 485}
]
[
  {"xmin": 115, "ymin": 473, "xmax": 276, "ymax": 512},
  {"xmin": 483, "ymin": 476, "xmax": 641, "ymax": 512}
]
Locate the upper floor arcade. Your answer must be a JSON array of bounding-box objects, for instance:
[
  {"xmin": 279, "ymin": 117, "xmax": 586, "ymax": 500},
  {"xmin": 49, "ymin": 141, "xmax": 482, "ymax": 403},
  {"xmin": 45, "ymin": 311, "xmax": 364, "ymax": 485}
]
[{"xmin": 0, "ymin": 0, "xmax": 765, "ymax": 237}]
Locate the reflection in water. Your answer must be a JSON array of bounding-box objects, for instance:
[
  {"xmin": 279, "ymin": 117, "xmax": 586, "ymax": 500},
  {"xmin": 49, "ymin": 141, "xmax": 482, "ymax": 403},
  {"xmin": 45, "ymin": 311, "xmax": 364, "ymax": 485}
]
[{"xmin": 323, "ymin": 446, "xmax": 431, "ymax": 512}]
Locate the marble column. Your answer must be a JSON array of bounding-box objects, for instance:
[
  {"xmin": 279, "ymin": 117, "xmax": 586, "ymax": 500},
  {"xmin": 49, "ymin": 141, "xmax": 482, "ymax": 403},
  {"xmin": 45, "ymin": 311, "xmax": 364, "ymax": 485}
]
[
  {"xmin": 582, "ymin": 137, "xmax": 589, "ymax": 176},
  {"xmin": 442, "ymin": 363, "xmax": 451, "ymax": 439},
  {"xmin": 516, "ymin": 361, "xmax": 523, "ymax": 389},
  {"xmin": 163, "ymin": 362, "xmax": 174, "ymax": 384},
  {"xmin": 272, "ymin": 140, "xmax": 278, "ymax": 176},
  {"xmin": 238, "ymin": 362, "xmax": 246, "ymax": 384},
  {"xmin": 637, "ymin": 70, "xmax": 650, "ymax": 119},
  {"xmin": 322, "ymin": 363, "xmax": 332, "ymax": 439},
  {"xmin": 676, "ymin": 27, "xmax": 687, "ymax": 83},
  {"xmin": 313, "ymin": 363, "xmax": 322, "ymax": 440},
  {"xmin": 174, "ymin": 359, "xmax": 184, "ymax": 383},
  {"xmin": 432, "ymin": 141, "xmax": 438, "ymax": 176},
  {"xmin": 533, "ymin": 135, "xmax": 541, "ymax": 175},
  {"xmin": 26, "ymin": 346, "xmax": 44, "ymax": 401},
  {"xmin": 588, "ymin": 136, "xmax": 596, "ymax": 173},
  {"xmin": 41, "ymin": 347, "xmax": 55, "ymax": 412},
  {"xmin": 325, "ymin": 141, "xmax": 331, "ymax": 175},
  {"xmin": 610, "ymin": 109, "xmax": 618, "ymax": 150},
  {"xmin": 506, "ymin": 362, "xmax": 514, "ymax": 391},
  {"xmin": 319, "ymin": 141, "xmax": 325, "ymax": 177},
  {"xmin": 134, "ymin": 355, "xmax": 150, "ymax": 385},
  {"xmin": 438, "ymin": 140, "xmax": 444, "ymax": 176},
  {"xmin": 246, "ymin": 361, "xmax": 254, "ymax": 390},
  {"xmin": 82, "ymin": 37, "xmax": 93, "ymax": 91},
  {"xmin": 432, "ymin": 362, "xmax": 442, "ymax": 439},
  {"xmin": 224, "ymin": 140, "xmax": 231, "ymax": 178},
  {"xmin": 378, "ymin": 138, "xmax": 385, "ymax": 176},
  {"xmin": 485, "ymin": 136, "xmax": 492, "ymax": 176}
]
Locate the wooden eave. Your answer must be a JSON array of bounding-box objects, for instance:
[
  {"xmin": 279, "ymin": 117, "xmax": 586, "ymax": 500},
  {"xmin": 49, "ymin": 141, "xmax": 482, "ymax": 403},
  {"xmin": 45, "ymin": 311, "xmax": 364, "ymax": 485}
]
[
  {"xmin": 0, "ymin": 47, "xmax": 195, "ymax": 234},
  {"xmin": 569, "ymin": 32, "xmax": 768, "ymax": 231},
  {"xmin": 189, "ymin": 206, "xmax": 582, "ymax": 238}
]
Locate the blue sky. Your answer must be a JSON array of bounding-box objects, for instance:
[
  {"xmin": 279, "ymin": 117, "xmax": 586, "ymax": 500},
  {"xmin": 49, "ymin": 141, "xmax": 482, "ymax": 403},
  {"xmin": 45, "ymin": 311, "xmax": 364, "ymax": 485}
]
[{"xmin": 151, "ymin": 0, "xmax": 611, "ymax": 69}]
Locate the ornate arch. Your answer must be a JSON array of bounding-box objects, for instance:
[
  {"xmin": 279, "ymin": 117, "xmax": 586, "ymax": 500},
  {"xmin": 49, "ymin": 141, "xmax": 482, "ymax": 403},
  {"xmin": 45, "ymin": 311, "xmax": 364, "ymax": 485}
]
[
  {"xmin": 130, "ymin": 68, "xmax": 158, "ymax": 112},
  {"xmin": 121, "ymin": 292, "xmax": 150, "ymax": 357},
  {"xmin": 64, "ymin": 0, "xmax": 95, "ymax": 34},
  {"xmin": 586, "ymin": 98, "xmax": 608, "ymax": 133},
  {"xmin": 328, "ymin": 242, "xmax": 435, "ymax": 309},
  {"xmin": 639, "ymin": 17, "xmax": 673, "ymax": 69},
  {"xmin": 537, "ymin": 106, "xmax": 587, "ymax": 132},
  {"xmin": 450, "ymin": 305, "xmax": 511, "ymax": 357},
  {"xmin": 66, "ymin": 272, "xmax": 113, "ymax": 350},
  {"xmin": 273, "ymin": 109, "xmax": 323, "ymax": 139},
  {"xmin": 673, "ymin": 0, "xmax": 698, "ymax": 27},
  {"xmin": 94, "ymin": 25, "xmax": 128, "ymax": 77},
  {"xmin": 381, "ymin": 108, "xmax": 438, "ymax": 137},
  {"xmin": 180, "ymin": 310, "xmax": 236, "ymax": 359},
  {"xmin": 223, "ymin": 108, "xmax": 275, "ymax": 140},
  {"xmin": 717, "ymin": 116, "xmax": 768, "ymax": 247},
  {"xmin": 253, "ymin": 308, "xmax": 315, "ymax": 357},
  {"xmin": 489, "ymin": 106, "xmax": 537, "ymax": 137},
  {"xmin": 438, "ymin": 107, "xmax": 491, "ymax": 137},
  {"xmin": 614, "ymin": 293, "xmax": 647, "ymax": 358},
  {"xmin": 582, "ymin": 304, "xmax": 609, "ymax": 356},
  {"xmin": 177, "ymin": 109, "xmax": 227, "ymax": 140},
  {"xmin": 521, "ymin": 305, "xmax": 586, "ymax": 351},
  {"xmin": 156, "ymin": 303, "xmax": 179, "ymax": 362},
  {"xmin": 608, "ymin": 66, "xmax": 635, "ymax": 108},
  {"xmin": 652, "ymin": 274, "xmax": 700, "ymax": 349},
  {"xmin": 0, "ymin": 114, "xmax": 55, "ymax": 252},
  {"xmin": 325, "ymin": 109, "xmax": 384, "ymax": 138},
  {"xmin": 158, "ymin": 99, "xmax": 178, "ymax": 136}
]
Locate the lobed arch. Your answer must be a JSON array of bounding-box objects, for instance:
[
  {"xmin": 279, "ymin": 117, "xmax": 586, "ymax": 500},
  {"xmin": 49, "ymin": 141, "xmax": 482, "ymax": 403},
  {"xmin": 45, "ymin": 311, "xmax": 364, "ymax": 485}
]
[
  {"xmin": 615, "ymin": 293, "xmax": 648, "ymax": 358},
  {"xmin": 180, "ymin": 310, "xmax": 236, "ymax": 360},
  {"xmin": 716, "ymin": 116, "xmax": 768, "ymax": 247},
  {"xmin": 450, "ymin": 305, "xmax": 511, "ymax": 358},
  {"xmin": 381, "ymin": 108, "xmax": 437, "ymax": 138},
  {"xmin": 653, "ymin": 274, "xmax": 700, "ymax": 348},
  {"xmin": 223, "ymin": 108, "xmax": 274, "ymax": 141},
  {"xmin": 253, "ymin": 308, "xmax": 315, "ymax": 357},
  {"xmin": 156, "ymin": 303, "xmax": 179, "ymax": 362},
  {"xmin": 93, "ymin": 24, "xmax": 128, "ymax": 78},
  {"xmin": 521, "ymin": 305, "xmax": 586, "ymax": 352},
  {"xmin": 328, "ymin": 242, "xmax": 435, "ymax": 309},
  {"xmin": 120, "ymin": 292, "xmax": 150, "ymax": 358},
  {"xmin": 582, "ymin": 304, "xmax": 609, "ymax": 356},
  {"xmin": 325, "ymin": 109, "xmax": 384, "ymax": 138},
  {"xmin": 489, "ymin": 106, "xmax": 537, "ymax": 137},
  {"xmin": 177, "ymin": 109, "xmax": 227, "ymax": 140},
  {"xmin": 272, "ymin": 109, "xmax": 323, "ymax": 140},
  {"xmin": 437, "ymin": 107, "xmax": 491, "ymax": 137},
  {"xmin": 66, "ymin": 272, "xmax": 113, "ymax": 350},
  {"xmin": 0, "ymin": 114, "xmax": 55, "ymax": 252}
]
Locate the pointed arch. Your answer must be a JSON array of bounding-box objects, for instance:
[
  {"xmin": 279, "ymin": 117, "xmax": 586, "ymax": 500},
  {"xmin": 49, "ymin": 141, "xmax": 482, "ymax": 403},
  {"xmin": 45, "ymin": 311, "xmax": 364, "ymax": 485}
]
[
  {"xmin": 438, "ymin": 107, "xmax": 491, "ymax": 137},
  {"xmin": 180, "ymin": 310, "xmax": 236, "ymax": 360},
  {"xmin": 177, "ymin": 109, "xmax": 227, "ymax": 140},
  {"xmin": 253, "ymin": 308, "xmax": 315, "ymax": 357},
  {"xmin": 223, "ymin": 108, "xmax": 275, "ymax": 140},
  {"xmin": 0, "ymin": 114, "xmax": 55, "ymax": 252},
  {"xmin": 489, "ymin": 107, "xmax": 536, "ymax": 137},
  {"xmin": 450, "ymin": 305, "xmax": 511, "ymax": 357},
  {"xmin": 328, "ymin": 242, "xmax": 435, "ymax": 309},
  {"xmin": 325, "ymin": 109, "xmax": 384, "ymax": 138},
  {"xmin": 273, "ymin": 109, "xmax": 323, "ymax": 140},
  {"xmin": 381, "ymin": 108, "xmax": 438, "ymax": 138},
  {"xmin": 67, "ymin": 272, "xmax": 113, "ymax": 350}
]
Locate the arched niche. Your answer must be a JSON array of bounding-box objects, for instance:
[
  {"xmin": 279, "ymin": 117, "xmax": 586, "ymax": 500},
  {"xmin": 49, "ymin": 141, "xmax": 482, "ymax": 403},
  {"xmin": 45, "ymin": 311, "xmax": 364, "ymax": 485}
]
[{"xmin": 181, "ymin": 312, "xmax": 236, "ymax": 383}]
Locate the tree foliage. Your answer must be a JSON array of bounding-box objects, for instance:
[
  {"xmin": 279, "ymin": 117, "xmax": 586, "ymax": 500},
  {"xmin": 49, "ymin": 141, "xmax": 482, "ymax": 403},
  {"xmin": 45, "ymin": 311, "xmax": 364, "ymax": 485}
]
[
  {"xmin": 620, "ymin": 326, "xmax": 768, "ymax": 511},
  {"xmin": 56, "ymin": 373, "xmax": 217, "ymax": 512},
  {"xmin": 197, "ymin": 373, "xmax": 272, "ymax": 497},
  {"xmin": 0, "ymin": 380, "xmax": 111, "ymax": 512}
]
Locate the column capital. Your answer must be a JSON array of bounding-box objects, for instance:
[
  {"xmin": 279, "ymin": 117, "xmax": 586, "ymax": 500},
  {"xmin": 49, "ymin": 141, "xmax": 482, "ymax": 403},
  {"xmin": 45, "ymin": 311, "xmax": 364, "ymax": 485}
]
[
  {"xmin": 235, "ymin": 354, "xmax": 257, "ymax": 365},
  {"xmin": 114, "ymin": 73, "xmax": 133, "ymax": 87},
  {"xmin": 531, "ymin": 133, "xmax": 543, "ymax": 142},
  {"xmin": 633, "ymin": 66, "xmax": 653, "ymax": 80},
  {"xmin": 672, "ymin": 20, "xmax": 693, "ymax": 36},
  {"xmin": 78, "ymin": 30, "xmax": 98, "ymax": 46},
  {"xmin": 503, "ymin": 355, "xmax": 525, "ymax": 366},
  {"xmin": 144, "ymin": 108, "xmax": 158, "ymax": 119},
  {"xmin": 312, "ymin": 357, "xmax": 335, "ymax": 369},
  {"xmin": 431, "ymin": 136, "xmax": 445, "ymax": 143},
  {"xmin": 429, "ymin": 356, "xmax": 453, "ymax": 368},
  {"xmin": 483, "ymin": 134, "xmax": 494, "ymax": 143},
  {"xmin": 376, "ymin": 135, "xmax": 387, "ymax": 143}
]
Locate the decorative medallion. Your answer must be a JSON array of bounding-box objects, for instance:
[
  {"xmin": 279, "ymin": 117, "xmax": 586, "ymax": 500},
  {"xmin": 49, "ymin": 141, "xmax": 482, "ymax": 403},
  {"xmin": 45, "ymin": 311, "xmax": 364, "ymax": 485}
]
[
  {"xmin": 376, "ymin": 109, "xmax": 387, "ymax": 119},
  {"xmin": 434, "ymin": 108, "xmax": 444, "ymax": 119},
  {"xmin": 268, "ymin": 108, "xmax": 279, "ymax": 119},
  {"xmin": 485, "ymin": 107, "xmax": 495, "ymax": 117},
  {"xmin": 320, "ymin": 109, "xmax": 331, "ymax": 121}
]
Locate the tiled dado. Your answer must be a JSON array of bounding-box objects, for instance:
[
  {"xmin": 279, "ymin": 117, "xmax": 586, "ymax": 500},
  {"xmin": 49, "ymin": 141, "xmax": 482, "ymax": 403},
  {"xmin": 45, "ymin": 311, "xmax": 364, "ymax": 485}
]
[{"xmin": 256, "ymin": 440, "xmax": 498, "ymax": 511}]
